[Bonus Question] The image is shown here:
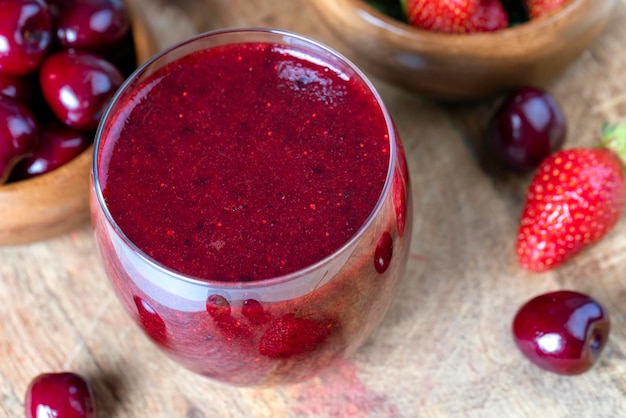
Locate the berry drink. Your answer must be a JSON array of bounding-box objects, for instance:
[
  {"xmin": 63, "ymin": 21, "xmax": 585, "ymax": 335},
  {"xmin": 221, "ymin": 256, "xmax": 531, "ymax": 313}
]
[{"xmin": 91, "ymin": 29, "xmax": 412, "ymax": 386}]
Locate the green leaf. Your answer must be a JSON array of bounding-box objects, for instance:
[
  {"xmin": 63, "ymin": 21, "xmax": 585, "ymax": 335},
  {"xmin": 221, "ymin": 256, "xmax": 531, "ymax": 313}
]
[
  {"xmin": 365, "ymin": 0, "xmax": 407, "ymax": 22},
  {"xmin": 600, "ymin": 122, "xmax": 626, "ymax": 167}
]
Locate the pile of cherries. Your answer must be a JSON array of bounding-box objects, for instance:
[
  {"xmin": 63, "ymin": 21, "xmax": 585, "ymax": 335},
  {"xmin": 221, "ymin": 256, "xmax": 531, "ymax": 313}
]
[{"xmin": 0, "ymin": 0, "xmax": 134, "ymax": 185}]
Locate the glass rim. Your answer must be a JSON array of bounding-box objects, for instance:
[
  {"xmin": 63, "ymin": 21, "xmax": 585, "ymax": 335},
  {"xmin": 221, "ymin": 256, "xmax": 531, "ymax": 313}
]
[{"xmin": 92, "ymin": 27, "xmax": 399, "ymax": 291}]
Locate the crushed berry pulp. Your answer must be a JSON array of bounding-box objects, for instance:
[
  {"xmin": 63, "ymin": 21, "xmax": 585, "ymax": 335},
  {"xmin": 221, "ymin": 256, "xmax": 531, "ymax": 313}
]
[{"xmin": 99, "ymin": 42, "xmax": 390, "ymax": 282}]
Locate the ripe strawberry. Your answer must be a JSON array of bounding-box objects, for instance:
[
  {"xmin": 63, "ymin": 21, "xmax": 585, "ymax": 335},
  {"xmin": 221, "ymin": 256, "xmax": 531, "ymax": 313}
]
[
  {"xmin": 525, "ymin": 0, "xmax": 570, "ymax": 19},
  {"xmin": 258, "ymin": 313, "xmax": 333, "ymax": 359},
  {"xmin": 402, "ymin": 0, "xmax": 509, "ymax": 34},
  {"xmin": 516, "ymin": 124, "xmax": 626, "ymax": 272}
]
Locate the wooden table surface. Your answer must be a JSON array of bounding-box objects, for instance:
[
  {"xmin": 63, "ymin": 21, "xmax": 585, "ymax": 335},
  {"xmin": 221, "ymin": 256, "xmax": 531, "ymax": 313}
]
[{"xmin": 2, "ymin": 0, "xmax": 626, "ymax": 417}]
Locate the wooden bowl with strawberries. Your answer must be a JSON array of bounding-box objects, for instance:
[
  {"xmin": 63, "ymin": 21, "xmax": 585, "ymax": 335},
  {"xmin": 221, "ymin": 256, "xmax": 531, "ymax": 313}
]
[
  {"xmin": 0, "ymin": 0, "xmax": 158, "ymax": 245},
  {"xmin": 310, "ymin": 0, "xmax": 616, "ymax": 101}
]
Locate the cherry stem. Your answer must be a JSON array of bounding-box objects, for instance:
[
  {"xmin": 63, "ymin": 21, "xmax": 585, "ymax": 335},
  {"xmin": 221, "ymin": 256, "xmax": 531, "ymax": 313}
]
[{"xmin": 600, "ymin": 122, "xmax": 626, "ymax": 167}]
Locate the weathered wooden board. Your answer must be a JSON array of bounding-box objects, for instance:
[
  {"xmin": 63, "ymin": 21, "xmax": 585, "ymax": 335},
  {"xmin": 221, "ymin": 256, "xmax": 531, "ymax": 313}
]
[{"xmin": 1, "ymin": 0, "xmax": 625, "ymax": 416}]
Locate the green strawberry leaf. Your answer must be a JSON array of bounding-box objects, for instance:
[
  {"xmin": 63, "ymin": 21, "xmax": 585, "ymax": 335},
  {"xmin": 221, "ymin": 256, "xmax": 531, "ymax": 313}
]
[
  {"xmin": 365, "ymin": 0, "xmax": 407, "ymax": 22},
  {"xmin": 600, "ymin": 122, "xmax": 626, "ymax": 167}
]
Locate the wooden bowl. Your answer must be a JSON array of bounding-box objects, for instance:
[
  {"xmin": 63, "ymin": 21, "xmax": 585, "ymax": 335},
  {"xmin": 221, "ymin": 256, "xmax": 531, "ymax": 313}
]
[
  {"xmin": 0, "ymin": 1, "xmax": 158, "ymax": 245},
  {"xmin": 310, "ymin": 0, "xmax": 616, "ymax": 101}
]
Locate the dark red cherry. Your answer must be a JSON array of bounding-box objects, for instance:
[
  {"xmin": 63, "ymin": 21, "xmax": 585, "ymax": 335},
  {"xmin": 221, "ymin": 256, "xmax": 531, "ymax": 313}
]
[
  {"xmin": 242, "ymin": 299, "xmax": 271, "ymax": 325},
  {"xmin": 206, "ymin": 294, "xmax": 231, "ymax": 320},
  {"xmin": 48, "ymin": 0, "xmax": 130, "ymax": 51},
  {"xmin": 0, "ymin": 97, "xmax": 39, "ymax": 183},
  {"xmin": 39, "ymin": 50, "xmax": 123, "ymax": 131},
  {"xmin": 0, "ymin": 0, "xmax": 53, "ymax": 75},
  {"xmin": 374, "ymin": 231, "xmax": 393, "ymax": 274},
  {"xmin": 259, "ymin": 313, "xmax": 331, "ymax": 359},
  {"xmin": 512, "ymin": 290, "xmax": 610, "ymax": 375},
  {"xmin": 10, "ymin": 122, "xmax": 90, "ymax": 180},
  {"xmin": 133, "ymin": 295, "xmax": 168, "ymax": 346},
  {"xmin": 0, "ymin": 73, "xmax": 34, "ymax": 104},
  {"xmin": 487, "ymin": 86, "xmax": 566, "ymax": 172},
  {"xmin": 25, "ymin": 372, "xmax": 95, "ymax": 418},
  {"xmin": 206, "ymin": 294, "xmax": 251, "ymax": 341}
]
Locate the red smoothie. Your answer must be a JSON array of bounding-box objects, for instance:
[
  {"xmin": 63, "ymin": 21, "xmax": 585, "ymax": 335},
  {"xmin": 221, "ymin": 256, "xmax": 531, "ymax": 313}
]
[
  {"xmin": 101, "ymin": 41, "xmax": 389, "ymax": 281},
  {"xmin": 92, "ymin": 30, "xmax": 411, "ymax": 386}
]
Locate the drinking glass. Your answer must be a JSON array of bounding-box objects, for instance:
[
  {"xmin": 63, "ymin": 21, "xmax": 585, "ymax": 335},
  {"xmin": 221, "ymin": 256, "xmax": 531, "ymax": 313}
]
[{"xmin": 90, "ymin": 28, "xmax": 412, "ymax": 386}]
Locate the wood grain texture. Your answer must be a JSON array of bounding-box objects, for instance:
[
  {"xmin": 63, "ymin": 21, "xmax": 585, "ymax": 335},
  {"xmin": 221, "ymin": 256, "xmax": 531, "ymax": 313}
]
[
  {"xmin": 308, "ymin": 0, "xmax": 616, "ymax": 101},
  {"xmin": 0, "ymin": 146, "xmax": 92, "ymax": 245},
  {"xmin": 1, "ymin": 0, "xmax": 626, "ymax": 417}
]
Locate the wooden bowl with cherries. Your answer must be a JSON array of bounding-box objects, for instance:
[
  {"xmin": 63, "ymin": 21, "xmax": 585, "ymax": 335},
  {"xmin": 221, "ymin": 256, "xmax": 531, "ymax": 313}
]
[
  {"xmin": 310, "ymin": 0, "xmax": 616, "ymax": 101},
  {"xmin": 0, "ymin": 0, "xmax": 157, "ymax": 245}
]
